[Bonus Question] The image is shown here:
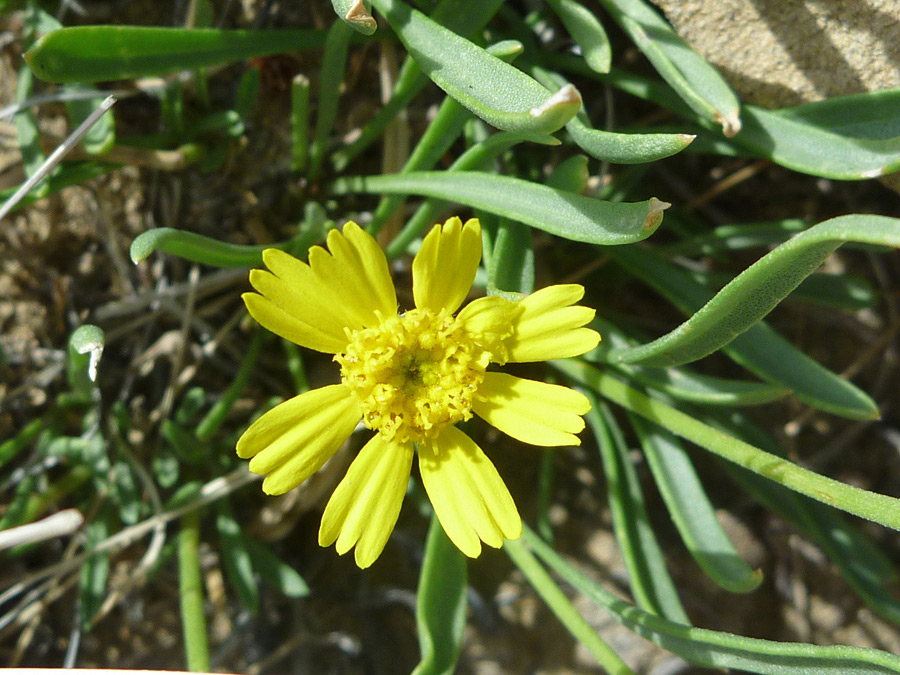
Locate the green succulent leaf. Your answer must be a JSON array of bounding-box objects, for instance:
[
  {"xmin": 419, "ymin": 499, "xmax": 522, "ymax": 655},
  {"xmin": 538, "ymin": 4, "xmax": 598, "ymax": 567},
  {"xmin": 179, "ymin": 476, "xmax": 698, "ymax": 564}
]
[
  {"xmin": 332, "ymin": 171, "xmax": 668, "ymax": 245},
  {"xmin": 520, "ymin": 526, "xmax": 900, "ymax": 675},
  {"xmin": 371, "ymin": 0, "xmax": 581, "ymax": 134},
  {"xmin": 608, "ymin": 214, "xmax": 900, "ymax": 368},
  {"xmin": 607, "ymin": 246, "xmax": 878, "ymax": 420},
  {"xmin": 585, "ymin": 399, "xmax": 689, "ymax": 623},
  {"xmin": 330, "ymin": 0, "xmax": 377, "ymax": 35},
  {"xmin": 558, "ymin": 361, "xmax": 900, "ymax": 534},
  {"xmin": 546, "ymin": 0, "xmax": 611, "ymax": 73},
  {"xmin": 533, "ymin": 67, "xmax": 696, "ymax": 163},
  {"xmin": 26, "ymin": 26, "xmax": 328, "ymax": 83},
  {"xmin": 597, "ymin": 0, "xmax": 741, "ymax": 136},
  {"xmin": 630, "ymin": 414, "xmax": 763, "ymax": 594},
  {"xmin": 412, "ymin": 516, "xmax": 468, "ymax": 675}
]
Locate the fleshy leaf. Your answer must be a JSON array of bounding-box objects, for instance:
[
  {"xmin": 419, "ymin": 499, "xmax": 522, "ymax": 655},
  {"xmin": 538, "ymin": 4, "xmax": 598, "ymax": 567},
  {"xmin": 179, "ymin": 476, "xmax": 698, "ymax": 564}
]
[
  {"xmin": 546, "ymin": 0, "xmax": 611, "ymax": 73},
  {"xmin": 533, "ymin": 67, "xmax": 695, "ymax": 163},
  {"xmin": 26, "ymin": 26, "xmax": 328, "ymax": 83},
  {"xmin": 521, "ymin": 526, "xmax": 900, "ymax": 675},
  {"xmin": 332, "ymin": 171, "xmax": 668, "ymax": 245},
  {"xmin": 411, "ymin": 516, "xmax": 468, "ymax": 675},
  {"xmin": 330, "ymin": 0, "xmax": 377, "ymax": 35},
  {"xmin": 585, "ymin": 399, "xmax": 689, "ymax": 623},
  {"xmin": 608, "ymin": 214, "xmax": 900, "ymax": 368},
  {"xmin": 630, "ymin": 414, "xmax": 762, "ymax": 594},
  {"xmin": 370, "ymin": 0, "xmax": 581, "ymax": 134},
  {"xmin": 597, "ymin": 0, "xmax": 741, "ymax": 136}
]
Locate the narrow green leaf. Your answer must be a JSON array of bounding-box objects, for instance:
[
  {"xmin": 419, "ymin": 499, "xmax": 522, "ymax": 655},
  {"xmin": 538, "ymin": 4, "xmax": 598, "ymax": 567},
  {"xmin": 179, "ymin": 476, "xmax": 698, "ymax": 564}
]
[
  {"xmin": 523, "ymin": 526, "xmax": 900, "ymax": 675},
  {"xmin": 585, "ymin": 398, "xmax": 690, "ymax": 623},
  {"xmin": 130, "ymin": 228, "xmax": 293, "ymax": 267},
  {"xmin": 0, "ymin": 419, "xmax": 43, "ymax": 470},
  {"xmin": 618, "ymin": 365, "xmax": 788, "ymax": 407},
  {"xmin": 412, "ymin": 516, "xmax": 468, "ymax": 675},
  {"xmin": 559, "ymin": 361, "xmax": 900, "ymax": 535},
  {"xmin": 382, "ymin": 131, "xmax": 558, "ymax": 258},
  {"xmin": 332, "ymin": 171, "xmax": 669, "ymax": 245},
  {"xmin": 533, "ymin": 67, "xmax": 695, "ymax": 163},
  {"xmin": 706, "ymin": 410, "xmax": 900, "ymax": 624},
  {"xmin": 330, "ymin": 0, "xmax": 505, "ymax": 171},
  {"xmin": 487, "ymin": 220, "xmax": 534, "ymax": 296},
  {"xmin": 308, "ymin": 20, "xmax": 353, "ymax": 181},
  {"xmin": 111, "ymin": 462, "xmax": 142, "ymax": 525},
  {"xmin": 330, "ymin": 0, "xmax": 377, "ymax": 35},
  {"xmin": 593, "ymin": 321, "xmax": 788, "ymax": 406},
  {"xmin": 660, "ymin": 219, "xmax": 809, "ymax": 257},
  {"xmin": 609, "ymin": 214, "xmax": 900, "ymax": 368},
  {"xmin": 367, "ymin": 39, "xmax": 522, "ymax": 236},
  {"xmin": 371, "ymin": 0, "xmax": 581, "ymax": 134},
  {"xmin": 792, "ymin": 273, "xmax": 878, "ymax": 311},
  {"xmin": 68, "ymin": 324, "xmax": 104, "ymax": 396},
  {"xmin": 0, "ymin": 160, "xmax": 119, "ymax": 214},
  {"xmin": 196, "ymin": 329, "xmax": 264, "ymax": 440},
  {"xmin": 546, "ymin": 0, "xmax": 611, "ymax": 73},
  {"xmin": 243, "ymin": 535, "xmax": 310, "ymax": 598},
  {"xmin": 606, "ymin": 244, "xmax": 878, "ymax": 420},
  {"xmin": 775, "ymin": 88, "xmax": 900, "ymax": 138},
  {"xmin": 179, "ymin": 511, "xmax": 210, "ymax": 672},
  {"xmin": 79, "ymin": 511, "xmax": 111, "ymax": 630},
  {"xmin": 597, "ymin": 0, "xmax": 741, "ymax": 136},
  {"xmin": 234, "ymin": 66, "xmax": 261, "ymax": 119},
  {"xmin": 16, "ymin": 6, "xmax": 61, "ymax": 186},
  {"xmin": 505, "ymin": 537, "xmax": 635, "ymax": 674},
  {"xmin": 66, "ymin": 86, "xmax": 115, "ymax": 155},
  {"xmin": 26, "ymin": 26, "xmax": 328, "ymax": 83},
  {"xmin": 629, "ymin": 414, "xmax": 762, "ymax": 594},
  {"xmin": 216, "ymin": 503, "xmax": 259, "ymax": 614},
  {"xmin": 15, "ymin": 66, "xmax": 45, "ymax": 187},
  {"xmin": 730, "ymin": 103, "xmax": 900, "ymax": 180}
]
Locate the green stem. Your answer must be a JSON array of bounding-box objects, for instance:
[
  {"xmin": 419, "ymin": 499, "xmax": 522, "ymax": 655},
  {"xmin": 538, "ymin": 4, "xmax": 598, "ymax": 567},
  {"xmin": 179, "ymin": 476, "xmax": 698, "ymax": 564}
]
[
  {"xmin": 179, "ymin": 511, "xmax": 210, "ymax": 672},
  {"xmin": 556, "ymin": 359, "xmax": 900, "ymax": 533},
  {"xmin": 196, "ymin": 328, "xmax": 265, "ymax": 440},
  {"xmin": 308, "ymin": 19, "xmax": 353, "ymax": 182},
  {"xmin": 505, "ymin": 537, "xmax": 636, "ymax": 674}
]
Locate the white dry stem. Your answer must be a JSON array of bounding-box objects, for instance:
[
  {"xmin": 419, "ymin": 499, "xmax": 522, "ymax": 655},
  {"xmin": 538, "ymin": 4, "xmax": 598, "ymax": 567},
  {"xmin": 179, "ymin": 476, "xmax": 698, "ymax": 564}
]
[
  {"xmin": 0, "ymin": 509, "xmax": 84, "ymax": 552},
  {"xmin": 0, "ymin": 95, "xmax": 116, "ymax": 222}
]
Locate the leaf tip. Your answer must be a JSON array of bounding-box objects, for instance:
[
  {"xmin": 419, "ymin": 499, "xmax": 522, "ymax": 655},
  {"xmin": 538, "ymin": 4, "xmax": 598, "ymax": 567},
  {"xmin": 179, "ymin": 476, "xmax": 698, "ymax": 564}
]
[
  {"xmin": 129, "ymin": 234, "xmax": 151, "ymax": 263},
  {"xmin": 530, "ymin": 84, "xmax": 582, "ymax": 121},
  {"xmin": 861, "ymin": 166, "xmax": 886, "ymax": 179},
  {"xmin": 345, "ymin": 0, "xmax": 377, "ymax": 34},
  {"xmin": 644, "ymin": 197, "xmax": 670, "ymax": 231},
  {"xmin": 716, "ymin": 110, "xmax": 742, "ymax": 137}
]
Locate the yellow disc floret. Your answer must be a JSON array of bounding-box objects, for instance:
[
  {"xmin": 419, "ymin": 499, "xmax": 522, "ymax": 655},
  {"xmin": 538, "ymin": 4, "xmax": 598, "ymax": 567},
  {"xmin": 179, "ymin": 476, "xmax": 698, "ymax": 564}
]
[{"xmin": 337, "ymin": 308, "xmax": 492, "ymax": 444}]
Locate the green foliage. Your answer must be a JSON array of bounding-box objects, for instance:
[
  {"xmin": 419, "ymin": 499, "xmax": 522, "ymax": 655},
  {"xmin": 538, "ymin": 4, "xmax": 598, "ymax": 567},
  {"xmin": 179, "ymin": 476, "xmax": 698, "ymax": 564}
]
[{"xmin": 5, "ymin": 0, "xmax": 900, "ymax": 672}]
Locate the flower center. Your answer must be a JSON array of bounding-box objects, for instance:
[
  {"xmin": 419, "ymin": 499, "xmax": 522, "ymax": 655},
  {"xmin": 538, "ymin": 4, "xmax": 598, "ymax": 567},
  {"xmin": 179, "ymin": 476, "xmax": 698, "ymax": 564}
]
[{"xmin": 337, "ymin": 308, "xmax": 491, "ymax": 444}]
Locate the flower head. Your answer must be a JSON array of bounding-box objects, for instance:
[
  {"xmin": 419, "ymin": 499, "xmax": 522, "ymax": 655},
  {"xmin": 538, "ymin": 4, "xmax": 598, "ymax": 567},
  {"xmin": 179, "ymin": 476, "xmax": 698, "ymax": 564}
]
[{"xmin": 238, "ymin": 217, "xmax": 600, "ymax": 567}]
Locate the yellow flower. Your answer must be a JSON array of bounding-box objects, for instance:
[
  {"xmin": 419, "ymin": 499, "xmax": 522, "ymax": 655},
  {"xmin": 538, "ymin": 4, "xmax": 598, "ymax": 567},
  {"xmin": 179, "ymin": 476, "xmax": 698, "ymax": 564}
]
[{"xmin": 237, "ymin": 217, "xmax": 600, "ymax": 568}]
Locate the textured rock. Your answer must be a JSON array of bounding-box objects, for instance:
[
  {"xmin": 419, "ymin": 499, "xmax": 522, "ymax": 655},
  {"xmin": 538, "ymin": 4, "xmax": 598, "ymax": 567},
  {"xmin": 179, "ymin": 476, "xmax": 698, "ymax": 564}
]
[{"xmin": 652, "ymin": 0, "xmax": 900, "ymax": 108}]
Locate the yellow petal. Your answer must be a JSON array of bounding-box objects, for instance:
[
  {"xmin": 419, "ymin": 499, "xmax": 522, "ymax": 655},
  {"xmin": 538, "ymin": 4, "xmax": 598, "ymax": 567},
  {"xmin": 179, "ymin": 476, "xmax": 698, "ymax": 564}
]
[
  {"xmin": 472, "ymin": 373, "xmax": 590, "ymax": 447},
  {"xmin": 318, "ymin": 435, "xmax": 414, "ymax": 568},
  {"xmin": 243, "ymin": 292, "xmax": 348, "ymax": 354},
  {"xmin": 418, "ymin": 426, "xmax": 521, "ymax": 558},
  {"xmin": 507, "ymin": 284, "xmax": 601, "ymax": 362},
  {"xmin": 258, "ymin": 249, "xmax": 362, "ymax": 337},
  {"xmin": 413, "ymin": 217, "xmax": 481, "ymax": 314},
  {"xmin": 236, "ymin": 384, "xmax": 360, "ymax": 495},
  {"xmin": 308, "ymin": 222, "xmax": 397, "ymax": 328},
  {"xmin": 456, "ymin": 294, "xmax": 517, "ymax": 361}
]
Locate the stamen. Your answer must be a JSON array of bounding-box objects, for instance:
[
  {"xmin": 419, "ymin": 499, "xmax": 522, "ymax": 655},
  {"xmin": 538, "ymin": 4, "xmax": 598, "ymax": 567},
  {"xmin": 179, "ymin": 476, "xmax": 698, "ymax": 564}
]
[{"xmin": 336, "ymin": 308, "xmax": 491, "ymax": 444}]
